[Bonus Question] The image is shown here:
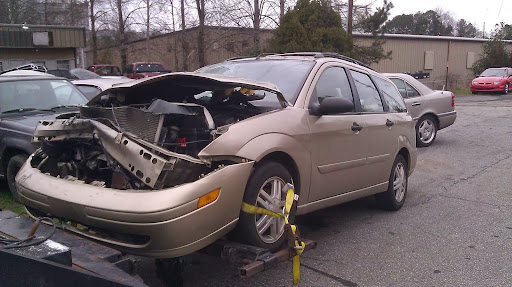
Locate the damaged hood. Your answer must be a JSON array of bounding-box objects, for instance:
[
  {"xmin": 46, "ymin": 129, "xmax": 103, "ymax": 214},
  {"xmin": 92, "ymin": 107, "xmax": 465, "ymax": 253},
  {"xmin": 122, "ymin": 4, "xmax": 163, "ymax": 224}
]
[{"xmin": 88, "ymin": 72, "xmax": 290, "ymax": 107}]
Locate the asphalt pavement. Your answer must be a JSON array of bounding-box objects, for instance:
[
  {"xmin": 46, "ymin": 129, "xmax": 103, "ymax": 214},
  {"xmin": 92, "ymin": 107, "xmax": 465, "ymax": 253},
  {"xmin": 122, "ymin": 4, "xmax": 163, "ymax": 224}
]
[{"xmin": 139, "ymin": 94, "xmax": 512, "ymax": 287}]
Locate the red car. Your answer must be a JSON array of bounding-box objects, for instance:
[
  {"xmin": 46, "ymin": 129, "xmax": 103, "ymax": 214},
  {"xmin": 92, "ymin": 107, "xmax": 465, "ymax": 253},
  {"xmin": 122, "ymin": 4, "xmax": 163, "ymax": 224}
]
[
  {"xmin": 471, "ymin": 67, "xmax": 512, "ymax": 94},
  {"xmin": 87, "ymin": 64, "xmax": 122, "ymax": 77},
  {"xmin": 123, "ymin": 62, "xmax": 170, "ymax": 79}
]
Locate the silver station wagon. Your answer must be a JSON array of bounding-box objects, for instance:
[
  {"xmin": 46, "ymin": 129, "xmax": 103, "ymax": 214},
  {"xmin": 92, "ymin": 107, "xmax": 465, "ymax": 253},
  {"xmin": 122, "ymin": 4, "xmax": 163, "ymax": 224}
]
[{"xmin": 16, "ymin": 53, "xmax": 417, "ymax": 258}]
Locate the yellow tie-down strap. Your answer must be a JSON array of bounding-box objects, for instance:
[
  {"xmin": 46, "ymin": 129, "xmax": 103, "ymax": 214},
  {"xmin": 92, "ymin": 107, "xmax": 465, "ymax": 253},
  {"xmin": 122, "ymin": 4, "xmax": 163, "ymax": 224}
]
[{"xmin": 241, "ymin": 184, "xmax": 305, "ymax": 285}]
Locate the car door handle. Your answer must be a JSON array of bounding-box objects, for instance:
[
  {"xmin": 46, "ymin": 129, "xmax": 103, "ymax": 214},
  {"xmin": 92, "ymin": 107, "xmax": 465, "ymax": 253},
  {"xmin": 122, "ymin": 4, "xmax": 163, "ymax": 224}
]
[
  {"xmin": 411, "ymin": 102, "xmax": 421, "ymax": 106},
  {"xmin": 386, "ymin": 119, "xmax": 394, "ymax": 127},
  {"xmin": 351, "ymin": 123, "xmax": 363, "ymax": 132}
]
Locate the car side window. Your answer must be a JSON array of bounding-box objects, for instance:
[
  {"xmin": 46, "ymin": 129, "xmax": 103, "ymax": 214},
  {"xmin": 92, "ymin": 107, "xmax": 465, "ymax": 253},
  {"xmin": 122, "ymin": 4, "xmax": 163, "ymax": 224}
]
[
  {"xmin": 508, "ymin": 68, "xmax": 512, "ymax": 77},
  {"xmin": 405, "ymin": 82, "xmax": 420, "ymax": 98},
  {"xmin": 390, "ymin": 78, "xmax": 407, "ymax": 98},
  {"xmin": 313, "ymin": 67, "xmax": 354, "ymax": 111},
  {"xmin": 350, "ymin": 70, "xmax": 383, "ymax": 112},
  {"xmin": 374, "ymin": 77, "xmax": 407, "ymax": 113}
]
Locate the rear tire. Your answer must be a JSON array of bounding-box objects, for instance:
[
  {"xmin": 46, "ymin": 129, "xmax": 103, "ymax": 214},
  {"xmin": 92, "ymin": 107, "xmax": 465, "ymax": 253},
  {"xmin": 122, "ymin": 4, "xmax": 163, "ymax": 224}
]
[
  {"xmin": 235, "ymin": 161, "xmax": 293, "ymax": 251},
  {"xmin": 376, "ymin": 155, "xmax": 408, "ymax": 211},
  {"xmin": 6, "ymin": 154, "xmax": 28, "ymax": 201},
  {"xmin": 416, "ymin": 115, "xmax": 437, "ymax": 147}
]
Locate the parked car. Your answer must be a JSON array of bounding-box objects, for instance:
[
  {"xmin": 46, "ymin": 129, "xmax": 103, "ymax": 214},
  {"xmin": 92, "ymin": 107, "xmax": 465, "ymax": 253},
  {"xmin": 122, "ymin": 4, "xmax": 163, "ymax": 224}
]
[
  {"xmin": 384, "ymin": 73, "xmax": 457, "ymax": 147},
  {"xmin": 73, "ymin": 78, "xmax": 133, "ymax": 100},
  {"xmin": 123, "ymin": 62, "xmax": 170, "ymax": 79},
  {"xmin": 16, "ymin": 53, "xmax": 417, "ymax": 258},
  {"xmin": 87, "ymin": 65, "xmax": 122, "ymax": 77},
  {"xmin": 471, "ymin": 67, "xmax": 512, "ymax": 94},
  {"xmin": 0, "ymin": 75, "xmax": 88, "ymax": 199},
  {"xmin": 47, "ymin": 68, "xmax": 102, "ymax": 80}
]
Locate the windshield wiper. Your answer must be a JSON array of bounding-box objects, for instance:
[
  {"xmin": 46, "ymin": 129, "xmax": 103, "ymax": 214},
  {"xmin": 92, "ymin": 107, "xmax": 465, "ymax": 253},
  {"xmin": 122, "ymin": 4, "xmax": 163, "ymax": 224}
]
[
  {"xmin": 2, "ymin": 108, "xmax": 54, "ymax": 114},
  {"xmin": 49, "ymin": 105, "xmax": 82, "ymax": 110}
]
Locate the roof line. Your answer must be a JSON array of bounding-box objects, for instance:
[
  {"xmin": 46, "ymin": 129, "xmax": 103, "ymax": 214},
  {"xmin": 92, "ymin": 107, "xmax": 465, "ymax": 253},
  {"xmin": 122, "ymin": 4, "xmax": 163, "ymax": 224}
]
[
  {"xmin": 353, "ymin": 32, "xmax": 512, "ymax": 43},
  {"xmin": 0, "ymin": 24, "xmax": 86, "ymax": 30}
]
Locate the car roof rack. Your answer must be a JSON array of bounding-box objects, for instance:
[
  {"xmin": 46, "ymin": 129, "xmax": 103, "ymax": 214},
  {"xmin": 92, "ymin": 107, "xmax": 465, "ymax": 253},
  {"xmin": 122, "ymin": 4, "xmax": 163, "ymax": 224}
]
[
  {"xmin": 260, "ymin": 52, "xmax": 373, "ymax": 71},
  {"xmin": 225, "ymin": 52, "xmax": 373, "ymax": 70},
  {"xmin": 0, "ymin": 63, "xmax": 48, "ymax": 75}
]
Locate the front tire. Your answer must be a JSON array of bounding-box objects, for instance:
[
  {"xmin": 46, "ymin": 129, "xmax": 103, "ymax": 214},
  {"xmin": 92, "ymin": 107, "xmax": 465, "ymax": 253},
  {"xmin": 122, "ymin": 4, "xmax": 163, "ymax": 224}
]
[
  {"xmin": 416, "ymin": 115, "xmax": 437, "ymax": 147},
  {"xmin": 375, "ymin": 155, "xmax": 408, "ymax": 211},
  {"xmin": 505, "ymin": 83, "xmax": 509, "ymax": 94},
  {"xmin": 6, "ymin": 154, "xmax": 28, "ymax": 201},
  {"xmin": 235, "ymin": 161, "xmax": 293, "ymax": 251}
]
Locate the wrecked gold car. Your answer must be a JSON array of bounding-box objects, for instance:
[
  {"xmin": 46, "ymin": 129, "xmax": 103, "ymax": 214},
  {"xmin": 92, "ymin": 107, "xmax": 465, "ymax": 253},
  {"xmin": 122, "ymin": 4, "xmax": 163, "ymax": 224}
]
[{"xmin": 16, "ymin": 53, "xmax": 417, "ymax": 258}]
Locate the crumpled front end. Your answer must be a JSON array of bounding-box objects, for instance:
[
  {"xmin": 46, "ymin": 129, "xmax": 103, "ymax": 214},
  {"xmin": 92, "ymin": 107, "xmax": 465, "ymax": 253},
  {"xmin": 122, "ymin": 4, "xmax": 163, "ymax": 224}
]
[{"xmin": 16, "ymin": 99, "xmax": 259, "ymax": 257}]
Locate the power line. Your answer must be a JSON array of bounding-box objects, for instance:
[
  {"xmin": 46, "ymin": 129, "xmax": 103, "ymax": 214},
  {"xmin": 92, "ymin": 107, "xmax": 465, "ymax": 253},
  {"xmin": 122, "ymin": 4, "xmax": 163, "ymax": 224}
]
[{"xmin": 497, "ymin": 0, "xmax": 505, "ymax": 19}]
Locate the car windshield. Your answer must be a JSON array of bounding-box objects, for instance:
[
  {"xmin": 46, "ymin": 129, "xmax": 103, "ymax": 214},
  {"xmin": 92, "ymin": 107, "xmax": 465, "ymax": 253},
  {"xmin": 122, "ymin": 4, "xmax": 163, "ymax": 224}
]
[
  {"xmin": 136, "ymin": 64, "xmax": 165, "ymax": 72},
  {"xmin": 0, "ymin": 79, "xmax": 88, "ymax": 114},
  {"xmin": 196, "ymin": 59, "xmax": 315, "ymax": 104},
  {"xmin": 480, "ymin": 68, "xmax": 507, "ymax": 77}
]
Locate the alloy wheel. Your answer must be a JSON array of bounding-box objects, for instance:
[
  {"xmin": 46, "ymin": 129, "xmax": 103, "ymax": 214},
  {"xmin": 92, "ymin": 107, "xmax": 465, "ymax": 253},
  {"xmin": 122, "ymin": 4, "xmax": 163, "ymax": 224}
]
[
  {"xmin": 393, "ymin": 162, "xmax": 406, "ymax": 202},
  {"xmin": 254, "ymin": 176, "xmax": 287, "ymax": 243},
  {"xmin": 418, "ymin": 118, "xmax": 436, "ymax": 144}
]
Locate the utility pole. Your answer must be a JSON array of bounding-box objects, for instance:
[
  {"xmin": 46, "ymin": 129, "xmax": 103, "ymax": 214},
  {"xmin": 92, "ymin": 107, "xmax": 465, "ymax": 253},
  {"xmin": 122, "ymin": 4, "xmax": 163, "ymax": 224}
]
[
  {"xmin": 348, "ymin": 0, "xmax": 353, "ymax": 35},
  {"xmin": 146, "ymin": 0, "xmax": 150, "ymax": 62}
]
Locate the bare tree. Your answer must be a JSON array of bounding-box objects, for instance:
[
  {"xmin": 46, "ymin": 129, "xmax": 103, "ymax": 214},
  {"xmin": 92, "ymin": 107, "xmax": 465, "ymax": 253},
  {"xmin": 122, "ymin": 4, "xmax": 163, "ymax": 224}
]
[
  {"xmin": 116, "ymin": 0, "xmax": 128, "ymax": 69},
  {"xmin": 195, "ymin": 0, "xmax": 206, "ymax": 67},
  {"xmin": 89, "ymin": 0, "xmax": 109, "ymax": 64}
]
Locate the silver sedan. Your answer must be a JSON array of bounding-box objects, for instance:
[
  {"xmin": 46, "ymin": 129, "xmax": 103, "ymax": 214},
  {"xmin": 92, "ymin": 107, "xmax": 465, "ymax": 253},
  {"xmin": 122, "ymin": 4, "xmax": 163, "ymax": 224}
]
[{"xmin": 384, "ymin": 73, "xmax": 457, "ymax": 147}]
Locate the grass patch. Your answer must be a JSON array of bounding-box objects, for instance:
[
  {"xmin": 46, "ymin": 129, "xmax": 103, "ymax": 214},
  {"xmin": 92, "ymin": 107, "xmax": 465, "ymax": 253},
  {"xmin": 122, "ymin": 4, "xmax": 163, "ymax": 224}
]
[
  {"xmin": 453, "ymin": 88, "xmax": 472, "ymax": 96},
  {"xmin": 0, "ymin": 186, "xmax": 25, "ymax": 215}
]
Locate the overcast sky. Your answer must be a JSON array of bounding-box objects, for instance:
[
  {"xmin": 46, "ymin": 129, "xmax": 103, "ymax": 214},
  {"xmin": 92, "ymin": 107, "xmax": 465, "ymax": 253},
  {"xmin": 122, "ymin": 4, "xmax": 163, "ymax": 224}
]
[{"xmin": 381, "ymin": 0, "xmax": 510, "ymax": 33}]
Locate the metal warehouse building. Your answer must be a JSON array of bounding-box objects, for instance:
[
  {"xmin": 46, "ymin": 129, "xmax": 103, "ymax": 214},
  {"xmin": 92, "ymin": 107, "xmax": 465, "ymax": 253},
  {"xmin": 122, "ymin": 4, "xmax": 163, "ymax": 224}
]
[
  {"xmin": 0, "ymin": 24, "xmax": 86, "ymax": 72},
  {"xmin": 356, "ymin": 34, "xmax": 512, "ymax": 90}
]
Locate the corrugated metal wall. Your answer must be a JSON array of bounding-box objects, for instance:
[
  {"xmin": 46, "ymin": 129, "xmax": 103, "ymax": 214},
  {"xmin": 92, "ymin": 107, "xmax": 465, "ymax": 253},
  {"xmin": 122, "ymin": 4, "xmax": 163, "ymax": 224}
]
[
  {"xmin": 0, "ymin": 25, "xmax": 85, "ymax": 48},
  {"xmin": 354, "ymin": 36, "xmax": 512, "ymax": 90}
]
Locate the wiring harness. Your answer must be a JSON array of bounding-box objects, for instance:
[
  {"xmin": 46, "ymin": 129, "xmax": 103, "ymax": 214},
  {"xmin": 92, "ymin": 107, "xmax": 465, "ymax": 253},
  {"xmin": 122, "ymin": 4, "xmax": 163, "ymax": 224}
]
[{"xmin": 0, "ymin": 217, "xmax": 57, "ymax": 249}]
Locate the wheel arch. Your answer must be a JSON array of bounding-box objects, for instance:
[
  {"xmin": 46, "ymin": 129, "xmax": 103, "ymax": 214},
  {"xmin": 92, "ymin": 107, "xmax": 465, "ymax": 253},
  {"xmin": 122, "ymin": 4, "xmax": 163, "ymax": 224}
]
[
  {"xmin": 1, "ymin": 147, "xmax": 30, "ymax": 175},
  {"xmin": 235, "ymin": 133, "xmax": 311, "ymax": 203},
  {"xmin": 417, "ymin": 112, "xmax": 439, "ymax": 129},
  {"xmin": 397, "ymin": 147, "xmax": 411, "ymax": 172},
  {"xmin": 256, "ymin": 151, "xmax": 301, "ymax": 196}
]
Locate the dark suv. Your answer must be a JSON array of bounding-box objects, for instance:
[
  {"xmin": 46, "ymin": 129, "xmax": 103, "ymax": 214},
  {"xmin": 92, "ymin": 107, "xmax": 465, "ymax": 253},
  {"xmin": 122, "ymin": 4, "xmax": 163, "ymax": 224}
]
[{"xmin": 0, "ymin": 75, "xmax": 88, "ymax": 198}]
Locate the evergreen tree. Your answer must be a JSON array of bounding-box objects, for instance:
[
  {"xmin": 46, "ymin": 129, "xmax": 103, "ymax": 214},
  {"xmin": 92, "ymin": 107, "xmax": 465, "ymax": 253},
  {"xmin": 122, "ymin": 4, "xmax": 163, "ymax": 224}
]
[{"xmin": 268, "ymin": 0, "xmax": 392, "ymax": 64}]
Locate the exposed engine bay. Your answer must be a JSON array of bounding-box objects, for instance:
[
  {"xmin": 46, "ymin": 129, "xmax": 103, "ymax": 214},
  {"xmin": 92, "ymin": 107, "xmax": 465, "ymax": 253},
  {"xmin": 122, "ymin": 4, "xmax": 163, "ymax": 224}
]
[{"xmin": 30, "ymin": 74, "xmax": 285, "ymax": 190}]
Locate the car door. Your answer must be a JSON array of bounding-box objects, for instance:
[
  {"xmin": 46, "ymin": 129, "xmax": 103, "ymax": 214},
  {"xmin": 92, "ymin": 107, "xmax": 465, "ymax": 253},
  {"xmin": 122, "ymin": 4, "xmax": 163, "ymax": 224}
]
[
  {"xmin": 307, "ymin": 65, "xmax": 375, "ymax": 202},
  {"xmin": 348, "ymin": 70, "xmax": 396, "ymax": 186}
]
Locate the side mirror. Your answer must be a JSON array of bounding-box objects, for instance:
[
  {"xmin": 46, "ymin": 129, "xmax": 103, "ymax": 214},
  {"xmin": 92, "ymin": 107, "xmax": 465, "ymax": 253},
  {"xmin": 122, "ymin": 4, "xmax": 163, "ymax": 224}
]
[{"xmin": 310, "ymin": 97, "xmax": 354, "ymax": 116}]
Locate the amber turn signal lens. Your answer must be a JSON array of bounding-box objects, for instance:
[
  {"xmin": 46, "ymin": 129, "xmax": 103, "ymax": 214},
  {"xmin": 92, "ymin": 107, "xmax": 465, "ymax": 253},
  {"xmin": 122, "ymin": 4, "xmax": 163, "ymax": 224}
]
[{"xmin": 197, "ymin": 188, "xmax": 220, "ymax": 209}]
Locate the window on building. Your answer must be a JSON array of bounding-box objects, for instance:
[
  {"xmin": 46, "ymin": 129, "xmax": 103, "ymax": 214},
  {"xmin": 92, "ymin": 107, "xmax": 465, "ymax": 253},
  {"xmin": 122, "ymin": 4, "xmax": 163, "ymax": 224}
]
[
  {"xmin": 226, "ymin": 42, "xmax": 235, "ymax": 52},
  {"xmin": 57, "ymin": 60, "xmax": 70, "ymax": 70}
]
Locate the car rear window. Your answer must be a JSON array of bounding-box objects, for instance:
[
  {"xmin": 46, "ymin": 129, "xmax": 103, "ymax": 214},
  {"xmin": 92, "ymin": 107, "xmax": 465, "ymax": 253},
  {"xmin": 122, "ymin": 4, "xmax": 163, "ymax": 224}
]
[
  {"xmin": 76, "ymin": 85, "xmax": 102, "ymax": 100},
  {"xmin": 135, "ymin": 64, "xmax": 165, "ymax": 72}
]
